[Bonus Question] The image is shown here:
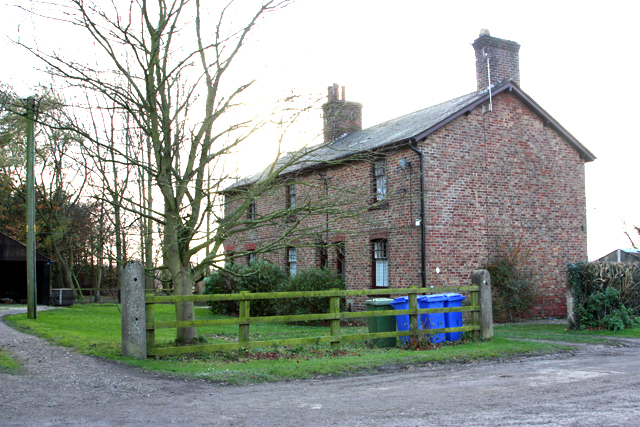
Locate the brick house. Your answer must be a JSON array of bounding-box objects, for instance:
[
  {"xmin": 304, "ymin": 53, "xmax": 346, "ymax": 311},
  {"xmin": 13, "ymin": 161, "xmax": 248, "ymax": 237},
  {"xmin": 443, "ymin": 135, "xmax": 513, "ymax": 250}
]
[{"xmin": 223, "ymin": 30, "xmax": 595, "ymax": 317}]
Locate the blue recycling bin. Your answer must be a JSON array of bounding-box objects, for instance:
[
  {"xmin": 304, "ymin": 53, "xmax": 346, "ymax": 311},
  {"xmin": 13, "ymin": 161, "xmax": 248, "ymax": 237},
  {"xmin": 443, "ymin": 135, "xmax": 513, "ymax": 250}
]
[
  {"xmin": 418, "ymin": 294, "xmax": 446, "ymax": 343},
  {"xmin": 442, "ymin": 293, "xmax": 466, "ymax": 341},
  {"xmin": 390, "ymin": 296, "xmax": 420, "ymax": 344}
]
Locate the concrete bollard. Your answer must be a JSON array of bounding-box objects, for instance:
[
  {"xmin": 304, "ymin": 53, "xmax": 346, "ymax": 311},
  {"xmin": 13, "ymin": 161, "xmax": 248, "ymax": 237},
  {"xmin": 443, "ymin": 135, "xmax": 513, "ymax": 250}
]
[
  {"xmin": 121, "ymin": 261, "xmax": 146, "ymax": 359},
  {"xmin": 472, "ymin": 269, "xmax": 493, "ymax": 339}
]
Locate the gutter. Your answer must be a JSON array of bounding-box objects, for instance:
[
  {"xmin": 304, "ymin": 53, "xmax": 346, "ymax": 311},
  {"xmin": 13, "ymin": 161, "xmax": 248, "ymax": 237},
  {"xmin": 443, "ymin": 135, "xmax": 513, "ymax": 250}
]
[{"xmin": 408, "ymin": 138, "xmax": 426, "ymax": 288}]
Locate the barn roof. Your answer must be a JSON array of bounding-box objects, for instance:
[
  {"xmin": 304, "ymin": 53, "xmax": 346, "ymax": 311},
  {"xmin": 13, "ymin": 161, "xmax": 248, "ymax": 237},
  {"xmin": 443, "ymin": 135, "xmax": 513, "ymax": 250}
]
[
  {"xmin": 0, "ymin": 232, "xmax": 52, "ymax": 262},
  {"xmin": 227, "ymin": 80, "xmax": 595, "ymax": 190}
]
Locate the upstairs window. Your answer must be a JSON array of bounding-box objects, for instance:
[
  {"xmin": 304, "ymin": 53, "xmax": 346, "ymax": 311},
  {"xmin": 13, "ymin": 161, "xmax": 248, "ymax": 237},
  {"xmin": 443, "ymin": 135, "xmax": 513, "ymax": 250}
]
[
  {"xmin": 372, "ymin": 239, "xmax": 388, "ymax": 287},
  {"xmin": 247, "ymin": 200, "xmax": 256, "ymax": 220},
  {"xmin": 336, "ymin": 242, "xmax": 345, "ymax": 279},
  {"xmin": 247, "ymin": 251, "xmax": 256, "ymax": 265},
  {"xmin": 318, "ymin": 245, "xmax": 328, "ymax": 269},
  {"xmin": 286, "ymin": 184, "xmax": 296, "ymax": 210},
  {"xmin": 374, "ymin": 159, "xmax": 387, "ymax": 202},
  {"xmin": 287, "ymin": 247, "xmax": 297, "ymax": 277}
]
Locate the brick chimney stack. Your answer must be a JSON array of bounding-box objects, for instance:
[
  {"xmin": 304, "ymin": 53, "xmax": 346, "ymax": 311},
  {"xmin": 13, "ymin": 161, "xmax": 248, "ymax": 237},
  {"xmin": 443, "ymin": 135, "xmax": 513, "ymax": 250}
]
[
  {"xmin": 322, "ymin": 83, "xmax": 363, "ymax": 143},
  {"xmin": 472, "ymin": 29, "xmax": 521, "ymax": 92}
]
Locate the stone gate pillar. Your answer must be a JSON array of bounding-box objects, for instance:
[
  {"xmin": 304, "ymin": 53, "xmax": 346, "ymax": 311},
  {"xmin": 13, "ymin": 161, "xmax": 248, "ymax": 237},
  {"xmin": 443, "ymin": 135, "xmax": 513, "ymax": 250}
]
[{"xmin": 121, "ymin": 261, "xmax": 146, "ymax": 359}]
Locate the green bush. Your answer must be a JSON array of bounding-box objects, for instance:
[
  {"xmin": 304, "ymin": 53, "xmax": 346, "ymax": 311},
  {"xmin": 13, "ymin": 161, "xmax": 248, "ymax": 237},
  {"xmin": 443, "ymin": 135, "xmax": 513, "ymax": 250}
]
[
  {"xmin": 204, "ymin": 260, "xmax": 287, "ymax": 317},
  {"xmin": 568, "ymin": 262, "xmax": 640, "ymax": 331},
  {"xmin": 484, "ymin": 237, "xmax": 540, "ymax": 322},
  {"xmin": 204, "ymin": 264, "xmax": 345, "ymax": 318},
  {"xmin": 203, "ymin": 263, "xmax": 241, "ymax": 314},
  {"xmin": 574, "ymin": 285, "xmax": 639, "ymax": 331},
  {"xmin": 278, "ymin": 267, "xmax": 346, "ymax": 317},
  {"xmin": 234, "ymin": 260, "xmax": 288, "ymax": 316}
]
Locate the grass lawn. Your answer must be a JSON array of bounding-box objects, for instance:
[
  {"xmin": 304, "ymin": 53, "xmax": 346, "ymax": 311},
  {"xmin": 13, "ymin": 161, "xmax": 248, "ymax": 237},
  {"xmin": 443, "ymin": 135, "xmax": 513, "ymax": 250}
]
[{"xmin": 5, "ymin": 304, "xmax": 634, "ymax": 385}]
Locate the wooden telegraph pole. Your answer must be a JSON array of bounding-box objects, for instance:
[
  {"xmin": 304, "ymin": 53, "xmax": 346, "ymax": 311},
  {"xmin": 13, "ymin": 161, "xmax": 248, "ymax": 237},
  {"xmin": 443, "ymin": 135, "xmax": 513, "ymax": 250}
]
[{"xmin": 26, "ymin": 96, "xmax": 37, "ymax": 319}]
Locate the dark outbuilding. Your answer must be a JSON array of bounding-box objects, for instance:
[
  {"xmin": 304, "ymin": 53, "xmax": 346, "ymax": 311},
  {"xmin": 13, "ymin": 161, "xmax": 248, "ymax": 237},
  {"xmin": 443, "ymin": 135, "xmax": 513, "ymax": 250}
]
[{"xmin": 0, "ymin": 232, "xmax": 52, "ymax": 305}]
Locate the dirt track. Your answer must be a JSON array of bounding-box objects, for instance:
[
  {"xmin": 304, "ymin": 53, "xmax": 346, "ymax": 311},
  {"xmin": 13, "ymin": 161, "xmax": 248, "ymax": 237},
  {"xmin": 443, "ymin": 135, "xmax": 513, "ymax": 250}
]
[{"xmin": 2, "ymin": 306, "xmax": 640, "ymax": 426}]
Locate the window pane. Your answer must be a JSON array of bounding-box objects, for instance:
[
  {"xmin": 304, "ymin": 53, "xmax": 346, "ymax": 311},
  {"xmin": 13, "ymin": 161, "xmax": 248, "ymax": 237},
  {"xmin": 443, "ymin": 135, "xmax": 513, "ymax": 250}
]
[
  {"xmin": 374, "ymin": 160, "xmax": 386, "ymax": 201},
  {"xmin": 374, "ymin": 240, "xmax": 387, "ymax": 259},
  {"xmin": 375, "ymin": 259, "xmax": 388, "ymax": 287},
  {"xmin": 373, "ymin": 240, "xmax": 388, "ymax": 287},
  {"xmin": 288, "ymin": 248, "xmax": 297, "ymax": 277},
  {"xmin": 336, "ymin": 242, "xmax": 345, "ymax": 279},
  {"xmin": 288, "ymin": 185, "xmax": 296, "ymax": 209}
]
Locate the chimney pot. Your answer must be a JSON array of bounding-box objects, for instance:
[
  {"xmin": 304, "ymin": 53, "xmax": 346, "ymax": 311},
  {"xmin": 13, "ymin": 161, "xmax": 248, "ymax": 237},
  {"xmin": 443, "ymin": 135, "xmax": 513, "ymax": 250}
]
[{"xmin": 479, "ymin": 28, "xmax": 490, "ymax": 36}]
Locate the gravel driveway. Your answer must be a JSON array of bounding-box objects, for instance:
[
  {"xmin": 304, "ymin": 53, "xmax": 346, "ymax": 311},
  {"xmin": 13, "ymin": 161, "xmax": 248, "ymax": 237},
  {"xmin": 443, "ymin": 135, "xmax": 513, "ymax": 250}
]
[{"xmin": 2, "ymin": 306, "xmax": 640, "ymax": 426}]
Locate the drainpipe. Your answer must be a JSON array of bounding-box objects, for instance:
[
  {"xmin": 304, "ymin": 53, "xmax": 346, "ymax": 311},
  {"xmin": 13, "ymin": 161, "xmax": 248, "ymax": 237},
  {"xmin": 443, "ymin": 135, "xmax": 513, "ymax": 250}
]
[{"xmin": 408, "ymin": 138, "xmax": 426, "ymax": 288}]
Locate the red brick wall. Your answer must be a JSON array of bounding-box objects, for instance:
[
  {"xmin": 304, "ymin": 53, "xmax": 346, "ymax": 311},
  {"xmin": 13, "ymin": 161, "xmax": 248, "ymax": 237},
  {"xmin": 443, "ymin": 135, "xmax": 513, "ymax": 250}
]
[{"xmin": 224, "ymin": 90, "xmax": 587, "ymax": 317}]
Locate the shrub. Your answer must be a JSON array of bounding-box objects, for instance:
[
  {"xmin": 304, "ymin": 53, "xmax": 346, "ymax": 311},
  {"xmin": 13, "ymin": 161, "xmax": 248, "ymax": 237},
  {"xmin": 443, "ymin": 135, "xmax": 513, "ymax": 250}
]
[
  {"xmin": 203, "ymin": 263, "xmax": 241, "ymax": 314},
  {"xmin": 204, "ymin": 260, "xmax": 287, "ymax": 316},
  {"xmin": 484, "ymin": 237, "xmax": 540, "ymax": 322},
  {"xmin": 234, "ymin": 260, "xmax": 288, "ymax": 316},
  {"xmin": 278, "ymin": 267, "xmax": 346, "ymax": 317},
  {"xmin": 204, "ymin": 264, "xmax": 346, "ymax": 319},
  {"xmin": 568, "ymin": 262, "xmax": 640, "ymax": 331}
]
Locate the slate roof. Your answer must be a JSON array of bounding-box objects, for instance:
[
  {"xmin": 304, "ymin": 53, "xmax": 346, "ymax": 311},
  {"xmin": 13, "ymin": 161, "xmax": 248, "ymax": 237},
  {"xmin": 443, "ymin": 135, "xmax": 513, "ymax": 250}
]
[{"xmin": 227, "ymin": 80, "xmax": 595, "ymax": 190}]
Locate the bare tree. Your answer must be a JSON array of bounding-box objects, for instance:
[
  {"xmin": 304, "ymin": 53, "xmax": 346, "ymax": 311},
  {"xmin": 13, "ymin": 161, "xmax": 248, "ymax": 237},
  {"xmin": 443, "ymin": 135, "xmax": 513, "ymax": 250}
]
[{"xmin": 17, "ymin": 0, "xmax": 296, "ymax": 341}]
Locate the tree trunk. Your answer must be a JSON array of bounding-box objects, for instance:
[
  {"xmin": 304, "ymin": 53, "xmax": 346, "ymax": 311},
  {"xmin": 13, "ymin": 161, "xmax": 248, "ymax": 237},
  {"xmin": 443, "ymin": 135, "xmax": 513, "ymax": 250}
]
[
  {"xmin": 52, "ymin": 244, "xmax": 76, "ymax": 292},
  {"xmin": 164, "ymin": 208, "xmax": 197, "ymax": 342},
  {"xmin": 94, "ymin": 265, "xmax": 102, "ymax": 303},
  {"xmin": 94, "ymin": 233, "xmax": 103, "ymax": 303},
  {"xmin": 173, "ymin": 262, "xmax": 197, "ymax": 342},
  {"xmin": 145, "ymin": 136, "xmax": 154, "ymax": 291}
]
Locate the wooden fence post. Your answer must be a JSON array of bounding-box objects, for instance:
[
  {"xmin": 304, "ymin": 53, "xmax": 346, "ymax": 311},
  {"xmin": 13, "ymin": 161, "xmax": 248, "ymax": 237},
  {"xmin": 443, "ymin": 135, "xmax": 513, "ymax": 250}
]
[
  {"xmin": 238, "ymin": 291, "xmax": 250, "ymax": 346},
  {"xmin": 409, "ymin": 289, "xmax": 418, "ymax": 342},
  {"xmin": 470, "ymin": 286, "xmax": 479, "ymax": 339},
  {"xmin": 330, "ymin": 291, "xmax": 340, "ymax": 348},
  {"xmin": 472, "ymin": 269, "xmax": 493, "ymax": 339},
  {"xmin": 145, "ymin": 292, "xmax": 155, "ymax": 358}
]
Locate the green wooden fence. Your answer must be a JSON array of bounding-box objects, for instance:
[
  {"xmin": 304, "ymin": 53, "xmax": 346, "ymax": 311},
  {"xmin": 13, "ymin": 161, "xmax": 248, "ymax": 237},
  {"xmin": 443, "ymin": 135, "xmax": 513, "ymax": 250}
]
[{"xmin": 145, "ymin": 286, "xmax": 486, "ymax": 357}]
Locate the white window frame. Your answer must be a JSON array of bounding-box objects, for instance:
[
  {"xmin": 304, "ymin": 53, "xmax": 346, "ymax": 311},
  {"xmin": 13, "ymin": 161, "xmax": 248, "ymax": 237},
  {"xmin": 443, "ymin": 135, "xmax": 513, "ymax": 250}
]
[
  {"xmin": 247, "ymin": 200, "xmax": 256, "ymax": 219},
  {"xmin": 287, "ymin": 247, "xmax": 297, "ymax": 277},
  {"xmin": 373, "ymin": 240, "xmax": 388, "ymax": 287},
  {"xmin": 374, "ymin": 159, "xmax": 387, "ymax": 202},
  {"xmin": 287, "ymin": 184, "xmax": 296, "ymax": 210}
]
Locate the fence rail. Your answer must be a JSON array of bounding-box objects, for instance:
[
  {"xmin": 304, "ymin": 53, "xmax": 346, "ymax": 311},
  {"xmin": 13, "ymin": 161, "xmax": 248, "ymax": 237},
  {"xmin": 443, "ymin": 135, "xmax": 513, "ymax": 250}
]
[
  {"xmin": 145, "ymin": 286, "xmax": 488, "ymax": 358},
  {"xmin": 73, "ymin": 288, "xmax": 121, "ymax": 303}
]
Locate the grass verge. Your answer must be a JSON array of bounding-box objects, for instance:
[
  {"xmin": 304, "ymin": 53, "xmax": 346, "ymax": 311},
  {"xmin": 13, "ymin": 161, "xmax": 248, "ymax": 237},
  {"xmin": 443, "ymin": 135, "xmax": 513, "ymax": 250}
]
[
  {"xmin": 3, "ymin": 304, "xmax": 585, "ymax": 384},
  {"xmin": 0, "ymin": 348, "xmax": 23, "ymax": 374},
  {"xmin": 495, "ymin": 322, "xmax": 640, "ymax": 344}
]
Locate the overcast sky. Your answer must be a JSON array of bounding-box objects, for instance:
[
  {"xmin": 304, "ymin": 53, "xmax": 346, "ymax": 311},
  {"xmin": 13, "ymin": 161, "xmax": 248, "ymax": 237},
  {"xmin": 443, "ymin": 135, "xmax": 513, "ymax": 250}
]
[{"xmin": 2, "ymin": 0, "xmax": 639, "ymax": 260}]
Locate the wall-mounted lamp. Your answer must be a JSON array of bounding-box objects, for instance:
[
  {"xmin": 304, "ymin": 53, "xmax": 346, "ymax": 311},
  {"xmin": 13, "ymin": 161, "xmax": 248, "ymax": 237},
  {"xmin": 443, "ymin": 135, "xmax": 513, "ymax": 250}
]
[{"xmin": 399, "ymin": 158, "xmax": 411, "ymax": 171}]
